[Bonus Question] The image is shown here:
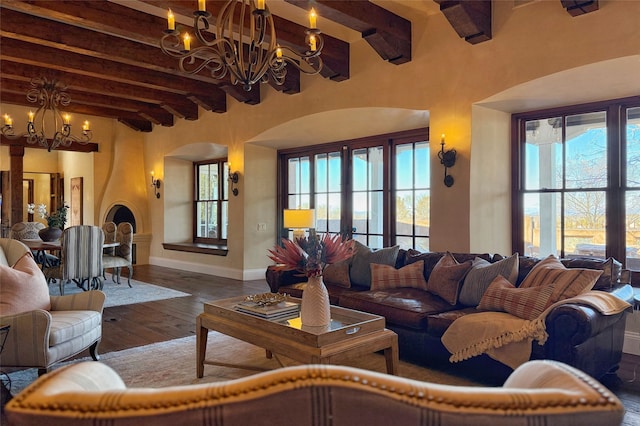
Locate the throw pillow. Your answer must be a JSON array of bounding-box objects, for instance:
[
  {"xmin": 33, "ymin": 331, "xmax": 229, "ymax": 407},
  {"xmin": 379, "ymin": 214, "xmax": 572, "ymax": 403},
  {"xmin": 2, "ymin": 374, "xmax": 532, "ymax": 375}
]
[
  {"xmin": 349, "ymin": 242, "xmax": 400, "ymax": 288},
  {"xmin": 519, "ymin": 254, "xmax": 602, "ymax": 301},
  {"xmin": 323, "ymin": 260, "xmax": 351, "ymax": 288},
  {"xmin": 478, "ymin": 275, "xmax": 556, "ymax": 320},
  {"xmin": 370, "ymin": 260, "xmax": 428, "ymax": 291},
  {"xmin": 426, "ymin": 252, "xmax": 473, "ymax": 305},
  {"xmin": 0, "ymin": 252, "xmax": 51, "ymax": 316},
  {"xmin": 458, "ymin": 253, "xmax": 519, "ymax": 307}
]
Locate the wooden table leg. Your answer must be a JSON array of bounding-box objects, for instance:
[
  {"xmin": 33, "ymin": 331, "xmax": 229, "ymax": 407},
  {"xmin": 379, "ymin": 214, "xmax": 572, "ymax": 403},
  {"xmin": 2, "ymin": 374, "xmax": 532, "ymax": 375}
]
[
  {"xmin": 383, "ymin": 334, "xmax": 399, "ymax": 375},
  {"xmin": 196, "ymin": 314, "xmax": 208, "ymax": 378}
]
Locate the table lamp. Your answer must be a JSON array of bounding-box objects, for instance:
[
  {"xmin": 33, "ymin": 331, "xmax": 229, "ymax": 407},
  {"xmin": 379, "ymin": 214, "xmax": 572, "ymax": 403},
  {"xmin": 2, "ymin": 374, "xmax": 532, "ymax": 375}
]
[{"xmin": 283, "ymin": 209, "xmax": 315, "ymax": 240}]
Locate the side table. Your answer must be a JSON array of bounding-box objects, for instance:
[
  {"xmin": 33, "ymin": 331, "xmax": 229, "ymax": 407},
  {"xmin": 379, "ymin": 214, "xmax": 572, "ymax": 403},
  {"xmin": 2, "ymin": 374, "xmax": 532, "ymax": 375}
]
[{"xmin": 0, "ymin": 324, "xmax": 11, "ymax": 407}]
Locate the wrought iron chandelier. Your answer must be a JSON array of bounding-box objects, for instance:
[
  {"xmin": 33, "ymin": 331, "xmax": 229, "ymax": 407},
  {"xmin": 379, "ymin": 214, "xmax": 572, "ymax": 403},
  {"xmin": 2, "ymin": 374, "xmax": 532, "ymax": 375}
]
[
  {"xmin": 160, "ymin": 0, "xmax": 323, "ymax": 91},
  {"xmin": 1, "ymin": 77, "xmax": 92, "ymax": 152}
]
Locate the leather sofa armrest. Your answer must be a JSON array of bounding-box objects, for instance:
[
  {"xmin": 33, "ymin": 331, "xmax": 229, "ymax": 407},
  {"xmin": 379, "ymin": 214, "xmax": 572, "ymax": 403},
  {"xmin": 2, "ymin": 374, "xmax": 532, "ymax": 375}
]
[
  {"xmin": 265, "ymin": 267, "xmax": 306, "ymax": 293},
  {"xmin": 50, "ymin": 290, "xmax": 106, "ymax": 313},
  {"xmin": 0, "ymin": 310, "xmax": 52, "ymax": 366},
  {"xmin": 545, "ymin": 304, "xmax": 628, "ymax": 347}
]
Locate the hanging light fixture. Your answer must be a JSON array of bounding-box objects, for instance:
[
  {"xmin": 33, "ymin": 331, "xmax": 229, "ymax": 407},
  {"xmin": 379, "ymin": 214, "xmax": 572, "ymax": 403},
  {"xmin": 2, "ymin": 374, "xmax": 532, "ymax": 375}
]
[
  {"xmin": 1, "ymin": 77, "xmax": 92, "ymax": 152},
  {"xmin": 160, "ymin": 0, "xmax": 323, "ymax": 91}
]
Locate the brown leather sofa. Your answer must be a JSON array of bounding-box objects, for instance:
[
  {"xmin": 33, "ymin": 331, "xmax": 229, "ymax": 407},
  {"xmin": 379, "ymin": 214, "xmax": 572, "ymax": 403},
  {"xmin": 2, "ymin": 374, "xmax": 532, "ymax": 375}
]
[{"xmin": 266, "ymin": 250, "xmax": 634, "ymax": 383}]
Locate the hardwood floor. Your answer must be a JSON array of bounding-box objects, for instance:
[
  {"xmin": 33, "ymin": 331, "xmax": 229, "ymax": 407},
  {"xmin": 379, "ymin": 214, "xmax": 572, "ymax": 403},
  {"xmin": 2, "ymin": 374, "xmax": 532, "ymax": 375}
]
[{"xmin": 29, "ymin": 265, "xmax": 640, "ymax": 423}]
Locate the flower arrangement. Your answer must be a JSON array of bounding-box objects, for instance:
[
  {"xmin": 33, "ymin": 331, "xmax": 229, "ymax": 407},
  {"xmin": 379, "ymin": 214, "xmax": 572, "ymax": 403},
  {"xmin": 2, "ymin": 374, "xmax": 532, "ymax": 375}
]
[
  {"xmin": 27, "ymin": 203, "xmax": 69, "ymax": 229},
  {"xmin": 268, "ymin": 229, "xmax": 355, "ymax": 278}
]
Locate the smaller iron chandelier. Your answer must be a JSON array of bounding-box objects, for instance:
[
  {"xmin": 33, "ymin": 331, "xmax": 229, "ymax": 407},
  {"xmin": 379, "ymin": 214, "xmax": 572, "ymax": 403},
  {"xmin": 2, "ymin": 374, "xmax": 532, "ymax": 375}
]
[
  {"xmin": 160, "ymin": 0, "xmax": 323, "ymax": 91},
  {"xmin": 1, "ymin": 77, "xmax": 92, "ymax": 152}
]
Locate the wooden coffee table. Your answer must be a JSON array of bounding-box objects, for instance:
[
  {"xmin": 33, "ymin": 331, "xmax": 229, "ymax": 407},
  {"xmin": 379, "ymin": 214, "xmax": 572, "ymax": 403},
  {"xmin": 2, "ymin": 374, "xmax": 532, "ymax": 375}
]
[{"xmin": 196, "ymin": 295, "xmax": 398, "ymax": 378}]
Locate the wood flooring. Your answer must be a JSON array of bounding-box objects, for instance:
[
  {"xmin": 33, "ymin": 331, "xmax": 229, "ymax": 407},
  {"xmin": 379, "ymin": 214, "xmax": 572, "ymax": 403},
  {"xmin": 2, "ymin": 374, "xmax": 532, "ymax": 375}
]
[{"xmin": 17, "ymin": 265, "xmax": 640, "ymax": 423}]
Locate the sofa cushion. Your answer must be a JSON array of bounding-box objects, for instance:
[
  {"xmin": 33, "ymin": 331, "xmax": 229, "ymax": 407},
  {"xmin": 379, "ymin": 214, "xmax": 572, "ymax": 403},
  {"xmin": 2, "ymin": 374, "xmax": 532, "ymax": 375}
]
[
  {"xmin": 426, "ymin": 252, "xmax": 473, "ymax": 305},
  {"xmin": 404, "ymin": 250, "xmax": 492, "ymax": 282},
  {"xmin": 459, "ymin": 254, "xmax": 519, "ymax": 307},
  {"xmin": 338, "ymin": 288, "xmax": 455, "ymax": 330},
  {"xmin": 323, "ymin": 260, "xmax": 351, "ymax": 288},
  {"xmin": 478, "ymin": 275, "xmax": 556, "ymax": 320},
  {"xmin": 349, "ymin": 242, "xmax": 399, "ymax": 288},
  {"xmin": 0, "ymin": 252, "xmax": 51, "ymax": 316},
  {"xmin": 370, "ymin": 260, "xmax": 428, "ymax": 291},
  {"xmin": 519, "ymin": 255, "xmax": 603, "ymax": 300}
]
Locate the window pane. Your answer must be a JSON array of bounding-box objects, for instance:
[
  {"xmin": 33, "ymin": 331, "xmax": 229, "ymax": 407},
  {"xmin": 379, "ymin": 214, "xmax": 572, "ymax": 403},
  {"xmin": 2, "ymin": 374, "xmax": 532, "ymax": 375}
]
[
  {"xmin": 327, "ymin": 193, "xmax": 341, "ymax": 233},
  {"xmin": 524, "ymin": 192, "xmax": 561, "ymax": 257},
  {"xmin": 415, "ymin": 237, "xmax": 429, "ymax": 252},
  {"xmin": 221, "ymin": 201, "xmax": 228, "ymax": 240},
  {"xmin": 565, "ymin": 112, "xmax": 607, "ymax": 189},
  {"xmin": 352, "ymin": 192, "xmax": 367, "ymax": 235},
  {"xmin": 352, "ymin": 149, "xmax": 368, "ymax": 191},
  {"xmin": 396, "ymin": 144, "xmax": 413, "ymax": 190},
  {"xmin": 196, "ymin": 202, "xmax": 206, "ymax": 238},
  {"xmin": 627, "ymin": 107, "xmax": 640, "ymax": 188},
  {"xmin": 396, "ymin": 190, "xmax": 413, "ymax": 235},
  {"xmin": 210, "ymin": 165, "xmax": 219, "ymax": 200},
  {"xmin": 565, "ymin": 190, "xmax": 606, "ymax": 258},
  {"xmin": 627, "ymin": 191, "xmax": 640, "ymax": 271},
  {"xmin": 369, "ymin": 191, "xmax": 383, "ymax": 233},
  {"xmin": 198, "ymin": 165, "xmax": 209, "ymax": 200},
  {"xmin": 315, "ymin": 193, "xmax": 328, "ymax": 233},
  {"xmin": 368, "ymin": 235, "xmax": 383, "ymax": 249},
  {"xmin": 369, "ymin": 147, "xmax": 384, "ymax": 190},
  {"xmin": 316, "ymin": 153, "xmax": 327, "ymax": 193},
  {"xmin": 525, "ymin": 118, "xmax": 562, "ymax": 190},
  {"xmin": 396, "ymin": 236, "xmax": 413, "ymax": 251},
  {"xmin": 415, "ymin": 189, "xmax": 429, "ymax": 236},
  {"xmin": 328, "ymin": 152, "xmax": 341, "ymax": 192},
  {"xmin": 207, "ymin": 202, "xmax": 218, "ymax": 239},
  {"xmin": 414, "ymin": 142, "xmax": 429, "ymax": 188}
]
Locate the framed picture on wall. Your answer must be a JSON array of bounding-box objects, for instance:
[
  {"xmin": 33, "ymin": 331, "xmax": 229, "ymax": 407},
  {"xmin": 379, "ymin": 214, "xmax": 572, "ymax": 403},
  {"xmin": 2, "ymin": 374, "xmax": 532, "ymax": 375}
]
[{"xmin": 70, "ymin": 177, "xmax": 83, "ymax": 226}]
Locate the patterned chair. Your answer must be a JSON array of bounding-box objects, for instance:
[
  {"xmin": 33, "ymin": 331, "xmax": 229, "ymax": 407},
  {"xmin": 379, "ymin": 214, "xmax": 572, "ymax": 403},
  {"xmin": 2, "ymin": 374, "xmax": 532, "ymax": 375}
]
[
  {"xmin": 9, "ymin": 221, "xmax": 59, "ymax": 267},
  {"xmin": 44, "ymin": 226, "xmax": 105, "ymax": 295},
  {"xmin": 102, "ymin": 222, "xmax": 133, "ymax": 287},
  {"xmin": 0, "ymin": 238, "xmax": 105, "ymax": 376},
  {"xmin": 101, "ymin": 222, "xmax": 117, "ymax": 256}
]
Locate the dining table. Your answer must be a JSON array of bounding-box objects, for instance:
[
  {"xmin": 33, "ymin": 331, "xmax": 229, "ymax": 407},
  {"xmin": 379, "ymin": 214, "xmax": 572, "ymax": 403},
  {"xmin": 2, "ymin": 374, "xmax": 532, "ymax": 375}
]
[{"xmin": 21, "ymin": 239, "xmax": 119, "ymax": 269}]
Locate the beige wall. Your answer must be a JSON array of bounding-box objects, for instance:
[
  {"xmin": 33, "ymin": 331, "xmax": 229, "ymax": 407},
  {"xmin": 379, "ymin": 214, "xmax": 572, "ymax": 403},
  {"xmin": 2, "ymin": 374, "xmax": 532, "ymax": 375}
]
[{"xmin": 2, "ymin": 0, "xmax": 640, "ymax": 279}]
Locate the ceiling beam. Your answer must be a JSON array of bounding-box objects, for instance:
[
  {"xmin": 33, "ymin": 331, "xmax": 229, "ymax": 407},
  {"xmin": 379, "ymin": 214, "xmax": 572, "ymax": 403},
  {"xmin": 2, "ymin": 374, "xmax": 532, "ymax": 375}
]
[
  {"xmin": 286, "ymin": 0, "xmax": 411, "ymax": 65},
  {"xmin": 435, "ymin": 0, "xmax": 492, "ymax": 45}
]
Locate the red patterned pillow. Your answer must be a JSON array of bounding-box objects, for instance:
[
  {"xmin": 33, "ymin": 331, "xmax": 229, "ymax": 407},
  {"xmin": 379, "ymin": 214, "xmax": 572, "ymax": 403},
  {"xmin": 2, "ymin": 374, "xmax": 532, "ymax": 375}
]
[
  {"xmin": 478, "ymin": 276, "xmax": 556, "ymax": 320},
  {"xmin": 519, "ymin": 254, "xmax": 602, "ymax": 301},
  {"xmin": 0, "ymin": 252, "xmax": 51, "ymax": 316},
  {"xmin": 370, "ymin": 260, "xmax": 427, "ymax": 291},
  {"xmin": 323, "ymin": 260, "xmax": 351, "ymax": 288},
  {"xmin": 426, "ymin": 252, "xmax": 473, "ymax": 305}
]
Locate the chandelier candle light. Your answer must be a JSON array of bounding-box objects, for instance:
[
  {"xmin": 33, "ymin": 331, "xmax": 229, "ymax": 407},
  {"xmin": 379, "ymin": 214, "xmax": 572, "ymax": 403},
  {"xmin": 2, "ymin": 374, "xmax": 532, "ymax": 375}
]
[
  {"xmin": 1, "ymin": 77, "xmax": 92, "ymax": 152},
  {"xmin": 268, "ymin": 230, "xmax": 355, "ymax": 328},
  {"xmin": 160, "ymin": 0, "xmax": 324, "ymax": 91}
]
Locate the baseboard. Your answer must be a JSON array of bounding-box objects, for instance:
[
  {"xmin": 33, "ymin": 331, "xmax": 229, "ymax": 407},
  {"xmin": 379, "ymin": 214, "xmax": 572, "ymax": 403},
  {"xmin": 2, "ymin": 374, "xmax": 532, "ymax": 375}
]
[
  {"xmin": 148, "ymin": 257, "xmax": 266, "ymax": 282},
  {"xmin": 623, "ymin": 331, "xmax": 640, "ymax": 356}
]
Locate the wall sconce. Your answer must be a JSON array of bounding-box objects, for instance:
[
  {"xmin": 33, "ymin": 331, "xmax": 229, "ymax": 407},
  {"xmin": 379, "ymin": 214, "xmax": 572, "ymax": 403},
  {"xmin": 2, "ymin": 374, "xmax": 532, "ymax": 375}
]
[
  {"xmin": 438, "ymin": 134, "xmax": 457, "ymax": 187},
  {"xmin": 228, "ymin": 170, "xmax": 239, "ymax": 196},
  {"xmin": 150, "ymin": 172, "xmax": 161, "ymax": 199}
]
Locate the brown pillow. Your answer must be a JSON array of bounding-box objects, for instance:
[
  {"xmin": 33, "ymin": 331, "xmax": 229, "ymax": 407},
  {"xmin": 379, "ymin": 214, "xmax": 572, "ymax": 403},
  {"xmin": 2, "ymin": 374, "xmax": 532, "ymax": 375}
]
[
  {"xmin": 426, "ymin": 252, "xmax": 473, "ymax": 305},
  {"xmin": 323, "ymin": 260, "xmax": 351, "ymax": 288},
  {"xmin": 0, "ymin": 252, "xmax": 51, "ymax": 316},
  {"xmin": 478, "ymin": 275, "xmax": 556, "ymax": 320},
  {"xmin": 370, "ymin": 260, "xmax": 427, "ymax": 291}
]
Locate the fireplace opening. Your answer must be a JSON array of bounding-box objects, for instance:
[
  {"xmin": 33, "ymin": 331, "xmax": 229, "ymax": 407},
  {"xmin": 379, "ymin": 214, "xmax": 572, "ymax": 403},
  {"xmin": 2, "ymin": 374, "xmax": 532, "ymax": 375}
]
[{"xmin": 105, "ymin": 204, "xmax": 137, "ymax": 263}]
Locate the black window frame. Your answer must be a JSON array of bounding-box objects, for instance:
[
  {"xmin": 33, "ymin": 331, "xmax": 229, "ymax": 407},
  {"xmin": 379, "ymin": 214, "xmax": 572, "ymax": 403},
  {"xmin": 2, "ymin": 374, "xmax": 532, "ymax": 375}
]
[{"xmin": 193, "ymin": 158, "xmax": 228, "ymax": 245}]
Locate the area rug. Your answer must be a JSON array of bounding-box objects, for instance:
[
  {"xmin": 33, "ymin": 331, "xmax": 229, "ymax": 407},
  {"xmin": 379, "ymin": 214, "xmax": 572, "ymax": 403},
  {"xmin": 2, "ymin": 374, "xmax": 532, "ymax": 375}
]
[
  {"xmin": 48, "ymin": 274, "xmax": 191, "ymax": 308},
  {"xmin": 7, "ymin": 333, "xmax": 481, "ymax": 396}
]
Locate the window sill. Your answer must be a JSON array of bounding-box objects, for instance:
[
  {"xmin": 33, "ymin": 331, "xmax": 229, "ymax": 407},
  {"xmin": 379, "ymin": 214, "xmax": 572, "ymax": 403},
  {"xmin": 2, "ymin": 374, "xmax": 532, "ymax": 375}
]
[{"xmin": 162, "ymin": 242, "xmax": 228, "ymax": 256}]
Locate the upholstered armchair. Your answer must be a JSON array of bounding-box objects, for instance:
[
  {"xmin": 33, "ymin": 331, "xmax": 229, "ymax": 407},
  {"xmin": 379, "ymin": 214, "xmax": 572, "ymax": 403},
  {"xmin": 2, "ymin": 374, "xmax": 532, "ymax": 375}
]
[
  {"xmin": 44, "ymin": 225, "xmax": 105, "ymax": 294},
  {"xmin": 5, "ymin": 360, "xmax": 624, "ymax": 425},
  {"xmin": 102, "ymin": 222, "xmax": 133, "ymax": 287},
  {"xmin": 0, "ymin": 238, "xmax": 105, "ymax": 377}
]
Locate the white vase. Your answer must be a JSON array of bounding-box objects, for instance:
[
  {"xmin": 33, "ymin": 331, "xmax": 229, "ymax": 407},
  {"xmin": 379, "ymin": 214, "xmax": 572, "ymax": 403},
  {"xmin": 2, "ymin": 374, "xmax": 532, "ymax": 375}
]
[{"xmin": 300, "ymin": 275, "xmax": 331, "ymax": 328}]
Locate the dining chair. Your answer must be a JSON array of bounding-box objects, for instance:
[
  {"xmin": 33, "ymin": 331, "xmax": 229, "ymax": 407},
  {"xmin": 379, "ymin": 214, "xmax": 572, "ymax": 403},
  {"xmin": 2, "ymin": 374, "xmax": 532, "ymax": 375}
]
[
  {"xmin": 102, "ymin": 222, "xmax": 134, "ymax": 287},
  {"xmin": 44, "ymin": 225, "xmax": 105, "ymax": 295},
  {"xmin": 10, "ymin": 221, "xmax": 60, "ymax": 267},
  {"xmin": 101, "ymin": 221, "xmax": 117, "ymax": 279}
]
